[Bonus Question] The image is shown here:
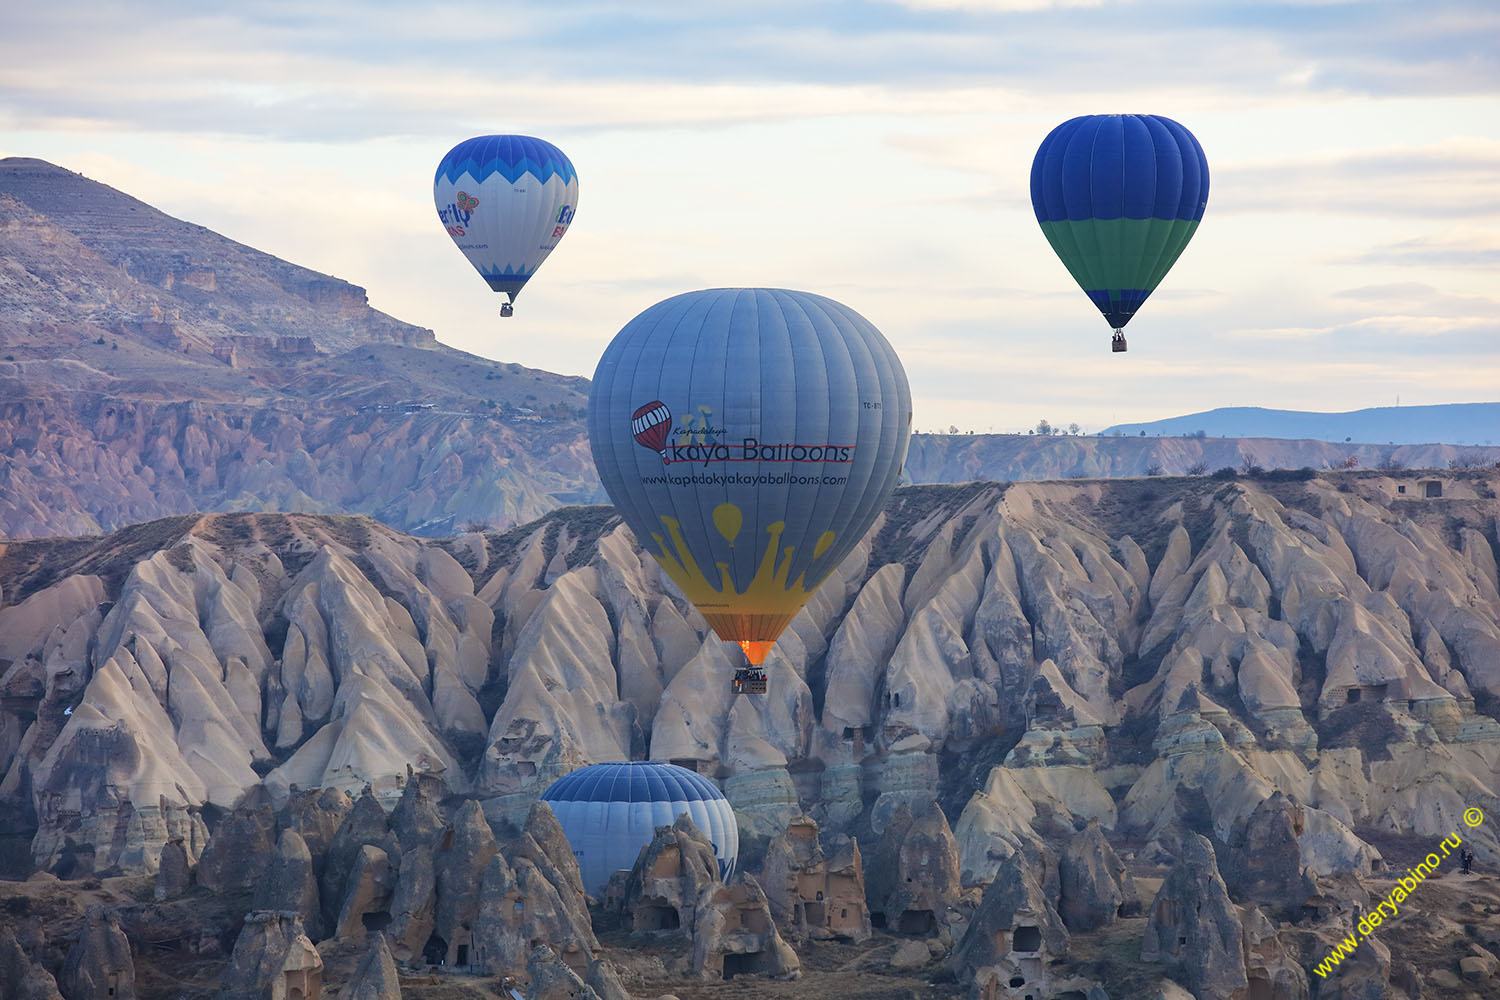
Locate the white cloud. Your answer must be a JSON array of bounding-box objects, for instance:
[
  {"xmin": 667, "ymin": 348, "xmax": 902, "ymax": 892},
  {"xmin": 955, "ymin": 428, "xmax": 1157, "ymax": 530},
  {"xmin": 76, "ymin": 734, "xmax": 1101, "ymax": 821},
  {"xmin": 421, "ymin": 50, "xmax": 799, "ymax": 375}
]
[{"xmin": 3, "ymin": 0, "xmax": 1498, "ymax": 431}]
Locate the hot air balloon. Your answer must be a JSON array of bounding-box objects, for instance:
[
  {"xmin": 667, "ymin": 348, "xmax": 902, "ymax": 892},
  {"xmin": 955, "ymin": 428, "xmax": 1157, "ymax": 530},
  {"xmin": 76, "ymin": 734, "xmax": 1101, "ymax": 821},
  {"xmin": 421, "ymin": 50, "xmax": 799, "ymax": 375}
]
[
  {"xmin": 1030, "ymin": 114, "xmax": 1209, "ymax": 352},
  {"xmin": 542, "ymin": 761, "xmax": 738, "ymax": 895},
  {"xmin": 434, "ymin": 134, "xmax": 578, "ymax": 317},
  {"xmin": 589, "ymin": 288, "xmax": 912, "ymax": 695}
]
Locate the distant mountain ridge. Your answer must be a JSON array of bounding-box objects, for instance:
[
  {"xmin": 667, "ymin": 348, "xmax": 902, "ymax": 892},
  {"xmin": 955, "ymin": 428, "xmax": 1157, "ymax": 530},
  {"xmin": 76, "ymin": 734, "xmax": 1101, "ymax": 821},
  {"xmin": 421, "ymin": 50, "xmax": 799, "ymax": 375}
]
[{"xmin": 1102, "ymin": 402, "xmax": 1500, "ymax": 446}]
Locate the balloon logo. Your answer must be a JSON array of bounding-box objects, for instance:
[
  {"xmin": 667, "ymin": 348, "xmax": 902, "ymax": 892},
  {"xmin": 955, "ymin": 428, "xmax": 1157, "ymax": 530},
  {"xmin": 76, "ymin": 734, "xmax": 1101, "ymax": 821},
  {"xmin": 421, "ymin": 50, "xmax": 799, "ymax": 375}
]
[
  {"xmin": 434, "ymin": 134, "xmax": 578, "ymax": 316},
  {"xmin": 590, "ymin": 288, "xmax": 911, "ymax": 679},
  {"xmin": 631, "ymin": 401, "xmax": 673, "ymax": 456},
  {"xmin": 1030, "ymin": 114, "xmax": 1209, "ymax": 351}
]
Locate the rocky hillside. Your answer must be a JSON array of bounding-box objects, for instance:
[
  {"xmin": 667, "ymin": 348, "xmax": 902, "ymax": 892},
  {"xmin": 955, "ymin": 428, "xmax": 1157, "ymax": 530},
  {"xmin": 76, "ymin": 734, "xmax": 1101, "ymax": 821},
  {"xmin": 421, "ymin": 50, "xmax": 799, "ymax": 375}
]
[
  {"xmin": 3, "ymin": 468, "xmax": 1500, "ymax": 995},
  {"xmin": 2, "ymin": 468, "xmax": 1497, "ymax": 871},
  {"xmin": 0, "ymin": 157, "xmax": 596, "ymax": 538}
]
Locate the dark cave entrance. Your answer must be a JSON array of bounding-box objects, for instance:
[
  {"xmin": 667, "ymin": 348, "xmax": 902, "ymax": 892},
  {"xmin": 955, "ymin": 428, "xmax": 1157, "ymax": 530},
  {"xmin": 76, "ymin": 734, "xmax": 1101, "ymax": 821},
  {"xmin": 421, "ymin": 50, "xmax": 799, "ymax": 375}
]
[{"xmin": 897, "ymin": 909, "xmax": 935, "ymax": 935}]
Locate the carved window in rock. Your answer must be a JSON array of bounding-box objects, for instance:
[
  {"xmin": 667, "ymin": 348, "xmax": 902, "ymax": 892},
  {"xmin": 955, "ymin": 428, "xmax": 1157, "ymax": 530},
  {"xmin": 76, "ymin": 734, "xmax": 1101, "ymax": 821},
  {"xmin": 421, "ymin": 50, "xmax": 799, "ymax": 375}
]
[{"xmin": 1013, "ymin": 925, "xmax": 1041, "ymax": 953}]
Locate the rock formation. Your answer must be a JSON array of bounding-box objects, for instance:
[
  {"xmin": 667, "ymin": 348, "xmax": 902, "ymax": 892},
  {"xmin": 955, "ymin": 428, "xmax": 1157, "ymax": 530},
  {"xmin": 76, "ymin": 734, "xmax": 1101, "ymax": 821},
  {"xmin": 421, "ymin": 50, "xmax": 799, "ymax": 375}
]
[
  {"xmin": 330, "ymin": 844, "xmax": 395, "ymax": 942},
  {"xmin": 344, "ymin": 933, "xmax": 401, "ymax": 1000},
  {"xmin": 1221, "ymin": 791, "xmax": 1318, "ymax": 912},
  {"xmin": 620, "ymin": 815, "xmax": 725, "ymax": 934},
  {"xmin": 59, "ymin": 907, "xmax": 136, "ymax": 1000},
  {"xmin": 219, "ymin": 911, "xmax": 323, "ymax": 1000},
  {"xmin": 153, "ymin": 837, "xmax": 192, "ymax": 901},
  {"xmin": 877, "ymin": 800, "xmax": 965, "ymax": 939},
  {"xmin": 0, "ymin": 925, "xmax": 63, "ymax": 1000},
  {"xmin": 760, "ymin": 815, "xmax": 870, "ymax": 941},
  {"xmin": 950, "ymin": 852, "xmax": 1068, "ymax": 995},
  {"xmin": 1140, "ymin": 834, "xmax": 1249, "ymax": 999},
  {"xmin": 253, "ymin": 830, "xmax": 322, "ymax": 940},
  {"xmin": 383, "ymin": 842, "xmax": 436, "ymax": 964},
  {"xmin": 472, "ymin": 851, "xmax": 598, "ymax": 979},
  {"xmin": 388, "ymin": 770, "xmax": 446, "ymax": 853},
  {"xmin": 320, "ymin": 790, "xmax": 402, "ymax": 934},
  {"xmin": 0, "ymin": 467, "xmax": 1498, "ymax": 994},
  {"xmin": 1057, "ymin": 819, "xmax": 1136, "ymax": 932},
  {"xmin": 691, "ymin": 874, "xmax": 801, "ymax": 981},
  {"xmin": 428, "ymin": 799, "xmax": 498, "ymax": 963}
]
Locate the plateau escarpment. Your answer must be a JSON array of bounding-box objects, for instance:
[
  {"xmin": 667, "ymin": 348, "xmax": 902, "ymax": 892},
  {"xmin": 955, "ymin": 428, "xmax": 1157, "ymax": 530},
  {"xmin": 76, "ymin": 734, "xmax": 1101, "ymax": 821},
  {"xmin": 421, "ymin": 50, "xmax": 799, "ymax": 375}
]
[{"xmin": 0, "ymin": 156, "xmax": 597, "ymax": 538}]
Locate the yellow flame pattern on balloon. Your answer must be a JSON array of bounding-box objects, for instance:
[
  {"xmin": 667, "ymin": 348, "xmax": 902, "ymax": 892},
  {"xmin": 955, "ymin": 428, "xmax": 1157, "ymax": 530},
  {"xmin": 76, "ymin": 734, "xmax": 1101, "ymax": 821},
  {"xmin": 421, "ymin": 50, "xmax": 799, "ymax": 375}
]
[{"xmin": 649, "ymin": 503, "xmax": 832, "ymax": 665}]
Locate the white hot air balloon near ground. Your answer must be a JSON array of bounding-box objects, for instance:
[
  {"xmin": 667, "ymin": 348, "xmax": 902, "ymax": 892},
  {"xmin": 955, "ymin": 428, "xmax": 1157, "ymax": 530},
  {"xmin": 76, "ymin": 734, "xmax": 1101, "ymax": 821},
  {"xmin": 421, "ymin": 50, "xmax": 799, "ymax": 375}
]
[{"xmin": 540, "ymin": 761, "xmax": 738, "ymax": 895}]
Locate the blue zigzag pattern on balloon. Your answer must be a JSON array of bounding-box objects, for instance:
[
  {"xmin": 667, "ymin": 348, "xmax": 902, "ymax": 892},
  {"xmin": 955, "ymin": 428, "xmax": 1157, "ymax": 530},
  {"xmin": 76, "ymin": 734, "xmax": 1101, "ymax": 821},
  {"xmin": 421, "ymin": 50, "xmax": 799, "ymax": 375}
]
[{"xmin": 435, "ymin": 135, "xmax": 577, "ymax": 187}]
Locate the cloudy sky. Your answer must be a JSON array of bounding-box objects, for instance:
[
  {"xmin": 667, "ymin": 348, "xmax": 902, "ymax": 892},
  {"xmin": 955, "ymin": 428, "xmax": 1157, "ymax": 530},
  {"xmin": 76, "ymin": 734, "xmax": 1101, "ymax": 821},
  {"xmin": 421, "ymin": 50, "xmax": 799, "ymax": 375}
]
[{"xmin": 3, "ymin": 0, "xmax": 1497, "ymax": 432}]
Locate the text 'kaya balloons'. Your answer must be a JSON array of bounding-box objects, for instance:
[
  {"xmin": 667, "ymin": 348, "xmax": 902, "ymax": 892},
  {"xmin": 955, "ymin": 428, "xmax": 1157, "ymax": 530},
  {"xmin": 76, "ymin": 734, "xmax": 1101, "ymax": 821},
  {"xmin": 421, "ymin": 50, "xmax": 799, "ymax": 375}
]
[
  {"xmin": 434, "ymin": 135, "xmax": 578, "ymax": 316},
  {"xmin": 1030, "ymin": 114, "xmax": 1209, "ymax": 352},
  {"xmin": 590, "ymin": 289, "xmax": 911, "ymax": 686}
]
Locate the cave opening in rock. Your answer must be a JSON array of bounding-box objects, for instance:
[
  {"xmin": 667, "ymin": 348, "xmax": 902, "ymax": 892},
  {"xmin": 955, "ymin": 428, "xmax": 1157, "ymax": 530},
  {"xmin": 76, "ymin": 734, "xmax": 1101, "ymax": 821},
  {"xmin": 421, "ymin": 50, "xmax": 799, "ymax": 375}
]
[
  {"xmin": 643, "ymin": 905, "xmax": 680, "ymax": 930},
  {"xmin": 897, "ymin": 909, "xmax": 935, "ymax": 934},
  {"xmin": 1013, "ymin": 925, "xmax": 1041, "ymax": 952},
  {"xmin": 422, "ymin": 933, "xmax": 448, "ymax": 966},
  {"xmin": 722, "ymin": 952, "xmax": 764, "ymax": 980}
]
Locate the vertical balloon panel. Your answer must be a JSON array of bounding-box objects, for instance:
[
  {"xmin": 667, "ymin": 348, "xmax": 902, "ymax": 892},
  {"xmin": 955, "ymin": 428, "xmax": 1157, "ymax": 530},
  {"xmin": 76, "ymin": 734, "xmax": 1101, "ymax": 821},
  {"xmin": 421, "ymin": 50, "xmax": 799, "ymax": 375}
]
[{"xmin": 590, "ymin": 289, "xmax": 911, "ymax": 666}]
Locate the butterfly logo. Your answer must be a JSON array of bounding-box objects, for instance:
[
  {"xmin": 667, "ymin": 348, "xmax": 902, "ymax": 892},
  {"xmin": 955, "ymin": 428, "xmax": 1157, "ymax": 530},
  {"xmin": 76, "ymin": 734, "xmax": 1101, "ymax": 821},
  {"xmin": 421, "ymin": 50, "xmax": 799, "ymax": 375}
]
[{"xmin": 456, "ymin": 191, "xmax": 479, "ymax": 213}]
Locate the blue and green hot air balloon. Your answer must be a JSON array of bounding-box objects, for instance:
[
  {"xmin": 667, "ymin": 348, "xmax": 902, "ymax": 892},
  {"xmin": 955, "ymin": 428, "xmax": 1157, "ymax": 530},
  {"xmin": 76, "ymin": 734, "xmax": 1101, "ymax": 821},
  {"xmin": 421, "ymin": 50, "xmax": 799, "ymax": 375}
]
[
  {"xmin": 434, "ymin": 134, "xmax": 578, "ymax": 317},
  {"xmin": 1030, "ymin": 114, "xmax": 1209, "ymax": 352},
  {"xmin": 589, "ymin": 289, "xmax": 912, "ymax": 694}
]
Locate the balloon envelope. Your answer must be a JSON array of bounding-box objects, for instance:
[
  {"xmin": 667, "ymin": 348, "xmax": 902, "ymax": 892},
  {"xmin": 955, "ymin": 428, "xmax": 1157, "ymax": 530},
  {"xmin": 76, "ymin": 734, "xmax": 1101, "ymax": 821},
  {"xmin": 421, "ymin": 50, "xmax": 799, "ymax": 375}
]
[
  {"xmin": 434, "ymin": 134, "xmax": 578, "ymax": 303},
  {"xmin": 1030, "ymin": 114, "xmax": 1209, "ymax": 331},
  {"xmin": 589, "ymin": 288, "xmax": 911, "ymax": 665},
  {"xmin": 541, "ymin": 761, "xmax": 738, "ymax": 895}
]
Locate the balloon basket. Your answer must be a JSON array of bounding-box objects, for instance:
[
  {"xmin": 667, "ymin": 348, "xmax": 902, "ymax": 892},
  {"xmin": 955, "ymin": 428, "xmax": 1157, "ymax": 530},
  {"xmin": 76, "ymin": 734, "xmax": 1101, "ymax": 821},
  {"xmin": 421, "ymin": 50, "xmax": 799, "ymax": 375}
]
[
  {"xmin": 500, "ymin": 302, "xmax": 514, "ymax": 317},
  {"xmin": 1111, "ymin": 330, "xmax": 1127, "ymax": 353},
  {"xmin": 732, "ymin": 669, "xmax": 768, "ymax": 695}
]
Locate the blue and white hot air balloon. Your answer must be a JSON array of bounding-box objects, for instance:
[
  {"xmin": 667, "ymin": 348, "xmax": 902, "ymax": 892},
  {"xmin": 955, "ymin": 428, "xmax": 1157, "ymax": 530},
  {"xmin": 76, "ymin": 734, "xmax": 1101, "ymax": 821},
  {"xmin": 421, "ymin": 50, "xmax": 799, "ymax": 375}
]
[
  {"xmin": 434, "ymin": 134, "xmax": 578, "ymax": 316},
  {"xmin": 541, "ymin": 761, "xmax": 738, "ymax": 895}
]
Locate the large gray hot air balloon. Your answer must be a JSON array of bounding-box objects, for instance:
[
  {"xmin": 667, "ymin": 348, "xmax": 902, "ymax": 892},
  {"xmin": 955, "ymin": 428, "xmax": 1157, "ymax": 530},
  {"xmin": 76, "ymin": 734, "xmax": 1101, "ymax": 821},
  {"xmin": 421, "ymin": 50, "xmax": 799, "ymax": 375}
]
[{"xmin": 589, "ymin": 288, "xmax": 912, "ymax": 694}]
